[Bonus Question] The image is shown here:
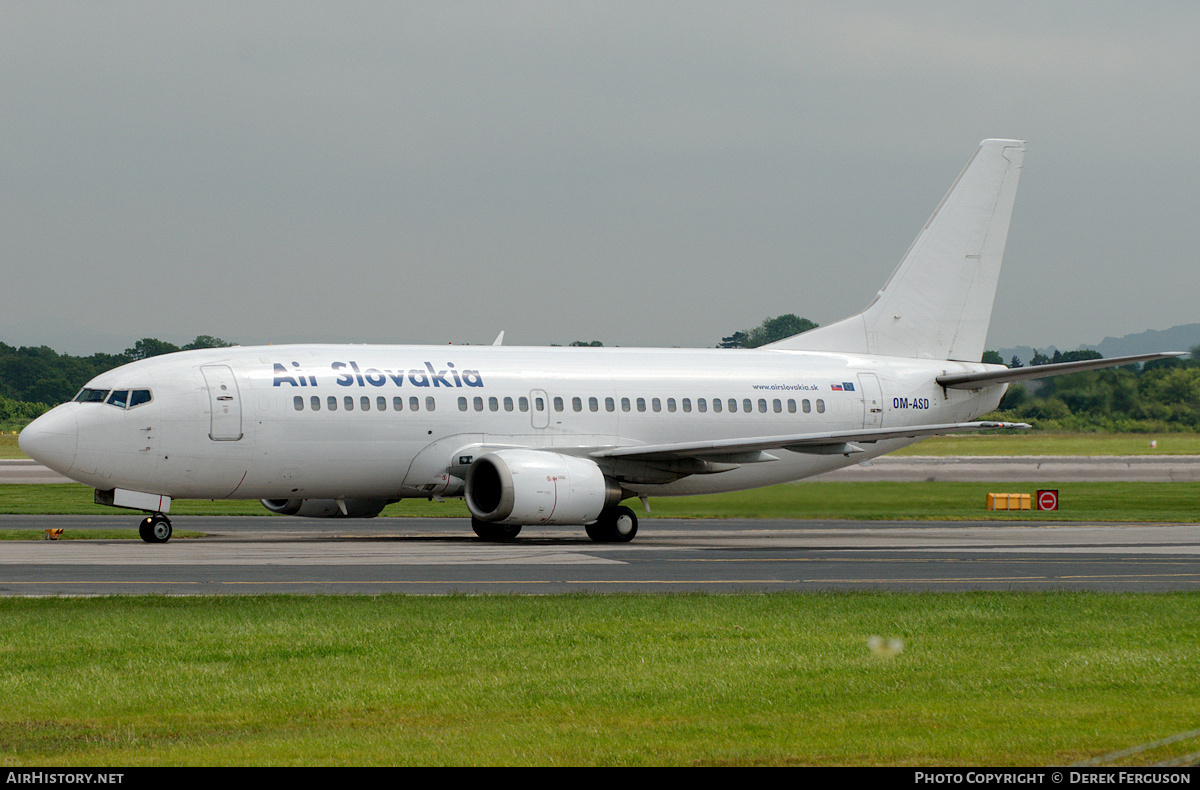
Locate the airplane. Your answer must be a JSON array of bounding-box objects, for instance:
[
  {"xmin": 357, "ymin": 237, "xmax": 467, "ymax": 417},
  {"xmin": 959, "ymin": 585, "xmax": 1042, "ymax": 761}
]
[{"xmin": 18, "ymin": 139, "xmax": 1182, "ymax": 544}]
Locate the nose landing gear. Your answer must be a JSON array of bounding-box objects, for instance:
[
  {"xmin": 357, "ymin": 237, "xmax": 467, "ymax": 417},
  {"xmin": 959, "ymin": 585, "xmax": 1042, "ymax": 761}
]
[{"xmin": 139, "ymin": 514, "xmax": 173, "ymax": 543}]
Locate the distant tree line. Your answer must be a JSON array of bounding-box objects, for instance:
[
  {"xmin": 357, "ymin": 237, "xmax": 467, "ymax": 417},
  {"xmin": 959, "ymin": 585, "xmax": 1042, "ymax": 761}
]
[
  {"xmin": 984, "ymin": 348, "xmax": 1105, "ymax": 368},
  {"xmin": 0, "ymin": 336, "xmax": 232, "ymax": 424},
  {"xmin": 719, "ymin": 314, "xmax": 819, "ymax": 348},
  {"xmin": 985, "ymin": 349, "xmax": 1200, "ymax": 432}
]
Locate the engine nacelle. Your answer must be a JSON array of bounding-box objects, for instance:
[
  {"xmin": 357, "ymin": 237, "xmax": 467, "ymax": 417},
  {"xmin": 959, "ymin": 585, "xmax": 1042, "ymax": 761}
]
[
  {"xmin": 260, "ymin": 498, "xmax": 390, "ymax": 518},
  {"xmin": 465, "ymin": 449, "xmax": 621, "ymax": 526}
]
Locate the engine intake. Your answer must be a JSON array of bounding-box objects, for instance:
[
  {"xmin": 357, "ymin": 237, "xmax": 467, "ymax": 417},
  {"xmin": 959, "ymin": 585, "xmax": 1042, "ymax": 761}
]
[{"xmin": 465, "ymin": 450, "xmax": 621, "ymax": 526}]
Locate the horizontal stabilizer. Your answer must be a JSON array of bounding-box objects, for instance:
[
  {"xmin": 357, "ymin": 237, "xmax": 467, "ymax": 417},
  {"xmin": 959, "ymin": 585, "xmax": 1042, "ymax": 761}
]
[{"xmin": 937, "ymin": 352, "xmax": 1187, "ymax": 390}]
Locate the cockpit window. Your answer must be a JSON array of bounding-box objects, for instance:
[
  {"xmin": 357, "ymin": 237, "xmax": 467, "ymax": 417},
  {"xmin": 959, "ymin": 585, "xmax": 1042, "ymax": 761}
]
[
  {"xmin": 74, "ymin": 388, "xmax": 110, "ymax": 403},
  {"xmin": 74, "ymin": 388, "xmax": 151, "ymax": 409}
]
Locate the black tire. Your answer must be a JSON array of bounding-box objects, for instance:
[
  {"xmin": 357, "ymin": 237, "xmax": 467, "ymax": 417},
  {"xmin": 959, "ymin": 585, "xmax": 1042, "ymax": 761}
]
[
  {"xmin": 586, "ymin": 505, "xmax": 638, "ymax": 543},
  {"xmin": 612, "ymin": 506, "xmax": 638, "ymax": 542},
  {"xmin": 471, "ymin": 518, "xmax": 521, "ymax": 541},
  {"xmin": 140, "ymin": 514, "xmax": 172, "ymax": 544}
]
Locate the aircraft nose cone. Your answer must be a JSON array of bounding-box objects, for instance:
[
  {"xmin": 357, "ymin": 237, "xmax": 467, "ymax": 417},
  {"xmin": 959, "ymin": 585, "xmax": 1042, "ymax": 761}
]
[{"xmin": 18, "ymin": 407, "xmax": 78, "ymax": 475}]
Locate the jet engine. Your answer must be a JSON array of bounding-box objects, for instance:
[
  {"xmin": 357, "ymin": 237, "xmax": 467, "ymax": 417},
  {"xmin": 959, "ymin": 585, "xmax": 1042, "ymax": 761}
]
[
  {"xmin": 464, "ymin": 449, "xmax": 621, "ymax": 525},
  {"xmin": 260, "ymin": 498, "xmax": 391, "ymax": 518}
]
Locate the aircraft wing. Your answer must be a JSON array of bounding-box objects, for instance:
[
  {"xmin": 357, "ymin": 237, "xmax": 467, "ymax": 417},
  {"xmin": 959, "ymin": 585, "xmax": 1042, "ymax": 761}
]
[
  {"xmin": 590, "ymin": 420, "xmax": 1029, "ymax": 463},
  {"xmin": 937, "ymin": 352, "xmax": 1186, "ymax": 390}
]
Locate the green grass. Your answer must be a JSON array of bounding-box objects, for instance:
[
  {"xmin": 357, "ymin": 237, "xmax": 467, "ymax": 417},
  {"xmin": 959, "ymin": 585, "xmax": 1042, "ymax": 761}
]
[
  {"xmin": 894, "ymin": 432, "xmax": 1200, "ymax": 456},
  {"xmin": 0, "ymin": 433, "xmax": 23, "ymax": 459},
  {"xmin": 643, "ymin": 481, "xmax": 1200, "ymax": 522},
  {"xmin": 0, "ymin": 529, "xmax": 205, "ymax": 541},
  {"xmin": 2, "ymin": 593, "xmax": 1197, "ymax": 766},
  {"xmin": 3, "ymin": 481, "xmax": 1197, "ymax": 523}
]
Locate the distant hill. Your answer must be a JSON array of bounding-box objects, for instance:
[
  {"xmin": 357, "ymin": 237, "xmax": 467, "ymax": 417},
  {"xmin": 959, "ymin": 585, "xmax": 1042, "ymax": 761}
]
[
  {"xmin": 996, "ymin": 324, "xmax": 1200, "ymax": 366},
  {"xmin": 1088, "ymin": 324, "xmax": 1200, "ymax": 358}
]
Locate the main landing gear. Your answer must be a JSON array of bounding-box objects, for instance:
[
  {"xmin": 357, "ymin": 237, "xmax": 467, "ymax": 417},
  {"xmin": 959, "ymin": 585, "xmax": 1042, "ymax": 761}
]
[
  {"xmin": 470, "ymin": 505, "xmax": 639, "ymax": 543},
  {"xmin": 585, "ymin": 505, "xmax": 638, "ymax": 543},
  {"xmin": 471, "ymin": 518, "xmax": 522, "ymax": 541},
  {"xmin": 139, "ymin": 513, "xmax": 173, "ymax": 543}
]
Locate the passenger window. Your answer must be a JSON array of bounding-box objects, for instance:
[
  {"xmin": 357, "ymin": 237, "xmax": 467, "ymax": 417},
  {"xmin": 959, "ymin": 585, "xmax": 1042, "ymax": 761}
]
[
  {"xmin": 803, "ymin": 399, "xmax": 811, "ymax": 413},
  {"xmin": 410, "ymin": 396, "xmax": 420, "ymax": 411},
  {"xmin": 394, "ymin": 397, "xmax": 404, "ymax": 411},
  {"xmin": 728, "ymin": 399, "xmax": 737, "ymax": 413},
  {"xmin": 459, "ymin": 397, "xmax": 468, "ymax": 411},
  {"xmin": 344, "ymin": 396, "xmax": 354, "ymax": 411},
  {"xmin": 589, "ymin": 396, "xmax": 598, "ymax": 412},
  {"xmin": 361, "ymin": 396, "xmax": 371, "ymax": 411},
  {"xmin": 474, "ymin": 397, "xmax": 484, "ymax": 412},
  {"xmin": 652, "ymin": 398, "xmax": 661, "ymax": 413},
  {"xmin": 621, "ymin": 398, "xmax": 631, "ymax": 412},
  {"xmin": 787, "ymin": 399, "xmax": 796, "ymax": 413},
  {"xmin": 605, "ymin": 397, "xmax": 615, "ymax": 412},
  {"xmin": 377, "ymin": 397, "xmax": 387, "ymax": 411},
  {"xmin": 667, "ymin": 398, "xmax": 676, "ymax": 413},
  {"xmin": 106, "ymin": 390, "xmax": 129, "ymax": 408},
  {"xmin": 758, "ymin": 399, "xmax": 767, "ymax": 413},
  {"xmin": 698, "ymin": 398, "xmax": 707, "ymax": 413},
  {"xmin": 490, "ymin": 397, "xmax": 500, "ymax": 412},
  {"xmin": 426, "ymin": 396, "xmax": 436, "ymax": 411},
  {"xmin": 311, "ymin": 395, "xmax": 321, "ymax": 411},
  {"xmin": 294, "ymin": 396, "xmax": 304, "ymax": 411},
  {"xmin": 743, "ymin": 399, "xmax": 752, "ymax": 413},
  {"xmin": 773, "ymin": 399, "xmax": 782, "ymax": 413},
  {"xmin": 519, "ymin": 396, "xmax": 529, "ymax": 412},
  {"xmin": 682, "ymin": 398, "xmax": 692, "ymax": 413},
  {"xmin": 554, "ymin": 397, "xmax": 564, "ymax": 412},
  {"xmin": 572, "ymin": 397, "xmax": 582, "ymax": 412},
  {"xmin": 637, "ymin": 397, "xmax": 646, "ymax": 412},
  {"xmin": 816, "ymin": 399, "xmax": 825, "ymax": 413},
  {"xmin": 328, "ymin": 396, "xmax": 338, "ymax": 411},
  {"xmin": 713, "ymin": 398, "xmax": 722, "ymax": 413},
  {"xmin": 534, "ymin": 397, "xmax": 544, "ymax": 412},
  {"xmin": 504, "ymin": 397, "xmax": 514, "ymax": 412}
]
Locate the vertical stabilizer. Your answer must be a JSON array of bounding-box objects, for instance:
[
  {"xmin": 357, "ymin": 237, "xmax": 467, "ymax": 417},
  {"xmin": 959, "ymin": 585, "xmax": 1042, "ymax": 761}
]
[{"xmin": 770, "ymin": 139, "xmax": 1025, "ymax": 361}]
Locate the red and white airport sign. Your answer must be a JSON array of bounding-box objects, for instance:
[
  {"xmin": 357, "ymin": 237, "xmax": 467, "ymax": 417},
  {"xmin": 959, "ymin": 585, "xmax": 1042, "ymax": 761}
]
[{"xmin": 1036, "ymin": 489, "xmax": 1059, "ymax": 511}]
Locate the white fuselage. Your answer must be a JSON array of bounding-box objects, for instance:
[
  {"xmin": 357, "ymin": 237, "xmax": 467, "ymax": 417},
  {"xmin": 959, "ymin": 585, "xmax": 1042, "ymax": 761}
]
[{"xmin": 22, "ymin": 344, "xmax": 1004, "ymax": 503}]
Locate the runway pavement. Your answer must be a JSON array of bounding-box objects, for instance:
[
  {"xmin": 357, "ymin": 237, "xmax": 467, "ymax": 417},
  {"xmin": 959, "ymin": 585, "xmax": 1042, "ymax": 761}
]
[
  {"xmin": 5, "ymin": 455, "xmax": 1198, "ymax": 595},
  {"xmin": 3, "ymin": 514, "xmax": 1198, "ymax": 595},
  {"xmin": 0, "ymin": 459, "xmax": 76, "ymax": 484}
]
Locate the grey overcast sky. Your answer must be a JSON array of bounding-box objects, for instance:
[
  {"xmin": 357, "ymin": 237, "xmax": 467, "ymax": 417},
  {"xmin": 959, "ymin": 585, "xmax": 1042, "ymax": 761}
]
[{"xmin": 2, "ymin": 2, "xmax": 1198, "ymax": 355}]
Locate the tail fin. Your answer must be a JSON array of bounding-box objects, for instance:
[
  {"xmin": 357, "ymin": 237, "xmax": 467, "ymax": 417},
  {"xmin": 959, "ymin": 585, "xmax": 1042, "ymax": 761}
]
[{"xmin": 769, "ymin": 139, "xmax": 1025, "ymax": 362}]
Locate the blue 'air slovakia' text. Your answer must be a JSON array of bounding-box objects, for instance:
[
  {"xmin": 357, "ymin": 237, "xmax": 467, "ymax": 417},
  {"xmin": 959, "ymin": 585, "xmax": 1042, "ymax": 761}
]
[{"xmin": 272, "ymin": 361, "xmax": 485, "ymax": 388}]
